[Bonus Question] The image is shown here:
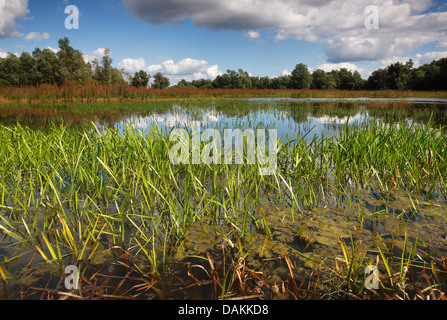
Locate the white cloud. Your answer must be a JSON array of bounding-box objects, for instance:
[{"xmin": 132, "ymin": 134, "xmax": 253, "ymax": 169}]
[
  {"xmin": 118, "ymin": 57, "xmax": 146, "ymax": 73},
  {"xmin": 82, "ymin": 48, "xmax": 109, "ymax": 63},
  {"xmin": 281, "ymin": 69, "xmax": 291, "ymax": 76},
  {"xmin": 118, "ymin": 56, "xmax": 223, "ymax": 84},
  {"xmin": 315, "ymin": 62, "xmax": 372, "ymax": 79},
  {"xmin": 0, "ymin": 0, "xmax": 29, "ymax": 38},
  {"xmin": 146, "ymin": 64, "xmax": 163, "ymax": 74},
  {"xmin": 205, "ymin": 64, "xmax": 222, "ymax": 79},
  {"xmin": 126, "ymin": 111, "xmax": 220, "ymax": 130},
  {"xmin": 24, "ymin": 31, "xmax": 50, "ymax": 41},
  {"xmin": 0, "ymin": 48, "xmax": 19, "ymax": 58},
  {"xmin": 413, "ymin": 51, "xmax": 447, "ymax": 67},
  {"xmin": 0, "ymin": 48, "xmax": 7, "ymax": 58},
  {"xmin": 161, "ymin": 58, "xmax": 208, "ymax": 75},
  {"xmin": 376, "ymin": 50, "xmax": 447, "ymax": 69},
  {"xmin": 118, "ymin": 57, "xmax": 163, "ymax": 74},
  {"xmin": 123, "ymin": 0, "xmax": 447, "ymax": 64},
  {"xmin": 244, "ymin": 31, "xmax": 261, "ymax": 39},
  {"xmin": 46, "ymin": 46, "xmax": 59, "ymax": 54}
]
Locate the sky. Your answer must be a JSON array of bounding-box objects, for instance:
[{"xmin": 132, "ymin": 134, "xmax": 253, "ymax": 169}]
[{"xmin": 0, "ymin": 0, "xmax": 447, "ymax": 84}]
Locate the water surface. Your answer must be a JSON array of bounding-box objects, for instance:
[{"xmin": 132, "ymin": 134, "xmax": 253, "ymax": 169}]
[{"xmin": 107, "ymin": 99, "xmax": 447, "ymax": 142}]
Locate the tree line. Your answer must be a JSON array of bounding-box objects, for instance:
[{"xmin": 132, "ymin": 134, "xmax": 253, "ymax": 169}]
[
  {"xmin": 0, "ymin": 37, "xmax": 446, "ymax": 91},
  {"xmin": 0, "ymin": 37, "xmax": 170, "ymax": 89},
  {"xmin": 176, "ymin": 59, "xmax": 447, "ymax": 91}
]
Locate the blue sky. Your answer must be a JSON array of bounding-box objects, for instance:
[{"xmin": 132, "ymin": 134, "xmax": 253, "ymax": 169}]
[{"xmin": 1, "ymin": 0, "xmax": 447, "ymax": 84}]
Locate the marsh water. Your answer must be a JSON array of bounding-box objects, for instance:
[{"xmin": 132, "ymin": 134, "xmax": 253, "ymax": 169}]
[
  {"xmin": 1, "ymin": 98, "xmax": 447, "ymax": 299},
  {"xmin": 103, "ymin": 98, "xmax": 447, "ymax": 140}
]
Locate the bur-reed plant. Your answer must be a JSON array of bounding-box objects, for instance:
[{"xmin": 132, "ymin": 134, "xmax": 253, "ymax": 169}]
[{"xmin": 0, "ymin": 118, "xmax": 446, "ymax": 299}]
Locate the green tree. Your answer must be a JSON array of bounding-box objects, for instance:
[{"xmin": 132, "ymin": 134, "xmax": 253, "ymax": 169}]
[
  {"xmin": 290, "ymin": 63, "xmax": 312, "ymax": 89},
  {"xmin": 337, "ymin": 68, "xmax": 356, "ymax": 90},
  {"xmin": 236, "ymin": 69, "xmax": 252, "ymax": 88},
  {"xmin": 57, "ymin": 37, "xmax": 90, "ymax": 84},
  {"xmin": 0, "ymin": 53, "xmax": 21, "ymax": 86},
  {"xmin": 100, "ymin": 48, "xmax": 113, "ymax": 84},
  {"xmin": 434, "ymin": 58, "xmax": 447, "ymax": 90},
  {"xmin": 311, "ymin": 69, "xmax": 336, "ymax": 89},
  {"xmin": 270, "ymin": 76, "xmax": 284, "ymax": 89},
  {"xmin": 386, "ymin": 62, "xmax": 411, "ymax": 90},
  {"xmin": 175, "ymin": 79, "xmax": 192, "ymax": 88},
  {"xmin": 366, "ymin": 68, "xmax": 388, "ymax": 90},
  {"xmin": 191, "ymin": 78, "xmax": 213, "ymax": 89},
  {"xmin": 412, "ymin": 58, "xmax": 447, "ymax": 90},
  {"xmin": 19, "ymin": 52, "xmax": 40, "ymax": 86},
  {"xmin": 35, "ymin": 48, "xmax": 60, "ymax": 85},
  {"xmin": 152, "ymin": 72, "xmax": 170, "ymax": 89},
  {"xmin": 352, "ymin": 71, "xmax": 365, "ymax": 90},
  {"xmin": 409, "ymin": 68, "xmax": 426, "ymax": 90},
  {"xmin": 91, "ymin": 48, "xmax": 124, "ymax": 85},
  {"xmin": 212, "ymin": 73, "xmax": 231, "ymax": 89},
  {"xmin": 131, "ymin": 70, "xmax": 150, "ymax": 87},
  {"xmin": 111, "ymin": 67, "xmax": 125, "ymax": 84},
  {"xmin": 251, "ymin": 76, "xmax": 271, "ymax": 89}
]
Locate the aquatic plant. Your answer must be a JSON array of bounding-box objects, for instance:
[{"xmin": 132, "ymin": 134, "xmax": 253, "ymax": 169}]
[{"xmin": 0, "ymin": 108, "xmax": 446, "ymax": 299}]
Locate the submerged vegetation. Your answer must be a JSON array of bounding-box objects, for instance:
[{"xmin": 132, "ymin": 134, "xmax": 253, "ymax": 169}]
[{"xmin": 0, "ymin": 99, "xmax": 446, "ymax": 299}]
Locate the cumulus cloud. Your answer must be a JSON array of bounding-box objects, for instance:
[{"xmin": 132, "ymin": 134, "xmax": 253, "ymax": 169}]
[
  {"xmin": 123, "ymin": 0, "xmax": 447, "ymax": 63},
  {"xmin": 0, "ymin": 48, "xmax": 7, "ymax": 58},
  {"xmin": 24, "ymin": 31, "xmax": 50, "ymax": 41},
  {"xmin": 0, "ymin": 48, "xmax": 19, "ymax": 58},
  {"xmin": 377, "ymin": 50, "xmax": 447, "ymax": 69},
  {"xmin": 118, "ymin": 57, "xmax": 146, "ymax": 73},
  {"xmin": 413, "ymin": 51, "xmax": 447, "ymax": 67},
  {"xmin": 0, "ymin": 0, "xmax": 29, "ymax": 38},
  {"xmin": 244, "ymin": 31, "xmax": 261, "ymax": 39},
  {"xmin": 46, "ymin": 46, "xmax": 59, "ymax": 54},
  {"xmin": 315, "ymin": 62, "xmax": 372, "ymax": 79},
  {"xmin": 122, "ymin": 0, "xmax": 284, "ymax": 30},
  {"xmin": 118, "ymin": 56, "xmax": 223, "ymax": 84},
  {"xmin": 82, "ymin": 48, "xmax": 109, "ymax": 64}
]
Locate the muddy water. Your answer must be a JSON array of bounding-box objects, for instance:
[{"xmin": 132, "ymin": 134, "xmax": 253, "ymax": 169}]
[
  {"xmin": 3, "ymin": 186, "xmax": 445, "ymax": 299},
  {"xmin": 176, "ymin": 190, "xmax": 447, "ymax": 293}
]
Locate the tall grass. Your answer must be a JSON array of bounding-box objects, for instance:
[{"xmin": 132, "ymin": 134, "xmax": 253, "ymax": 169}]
[
  {"xmin": 0, "ymin": 119, "xmax": 446, "ymax": 299},
  {"xmin": 1, "ymin": 82, "xmax": 447, "ymax": 103}
]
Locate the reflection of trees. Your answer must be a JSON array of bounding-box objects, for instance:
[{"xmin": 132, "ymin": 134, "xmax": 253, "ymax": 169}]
[
  {"xmin": 286, "ymin": 101, "xmax": 363, "ymax": 124},
  {"xmin": 310, "ymin": 102, "xmax": 362, "ymax": 118},
  {"xmin": 366, "ymin": 103, "xmax": 447, "ymax": 127},
  {"xmin": 1, "ymin": 100, "xmax": 446, "ymax": 133}
]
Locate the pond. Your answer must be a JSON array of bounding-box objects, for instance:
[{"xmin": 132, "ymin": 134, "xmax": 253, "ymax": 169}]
[
  {"xmin": 106, "ymin": 98, "xmax": 447, "ymax": 141},
  {"xmin": 0, "ymin": 98, "xmax": 446, "ymax": 300}
]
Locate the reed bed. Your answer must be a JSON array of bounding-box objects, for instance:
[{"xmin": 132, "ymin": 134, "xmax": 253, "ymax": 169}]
[
  {"xmin": 1, "ymin": 82, "xmax": 447, "ymax": 104},
  {"xmin": 0, "ymin": 118, "xmax": 446, "ymax": 299}
]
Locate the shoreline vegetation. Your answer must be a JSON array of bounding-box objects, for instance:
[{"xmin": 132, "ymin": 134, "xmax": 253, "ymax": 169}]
[{"xmin": 1, "ymin": 84, "xmax": 447, "ymax": 104}]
